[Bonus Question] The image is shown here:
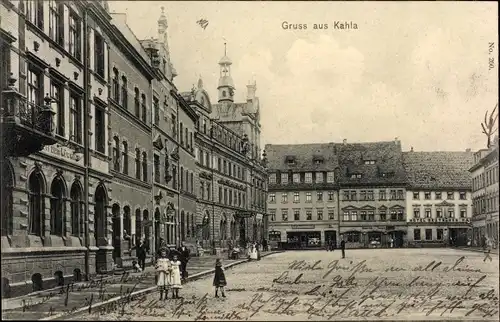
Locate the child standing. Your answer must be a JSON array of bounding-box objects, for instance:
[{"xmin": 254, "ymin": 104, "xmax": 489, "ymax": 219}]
[
  {"xmin": 155, "ymin": 249, "xmax": 172, "ymax": 300},
  {"xmin": 170, "ymin": 255, "xmax": 183, "ymax": 299},
  {"xmin": 213, "ymin": 258, "xmax": 227, "ymax": 298}
]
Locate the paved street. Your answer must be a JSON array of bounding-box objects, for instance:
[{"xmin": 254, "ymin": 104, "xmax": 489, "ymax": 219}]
[
  {"xmin": 1, "ymin": 254, "xmax": 258, "ymax": 320},
  {"xmin": 63, "ymin": 249, "xmax": 499, "ymax": 321}
]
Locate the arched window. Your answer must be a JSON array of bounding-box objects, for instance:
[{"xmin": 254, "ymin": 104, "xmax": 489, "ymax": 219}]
[
  {"xmin": 134, "ymin": 87, "xmax": 140, "ymax": 117},
  {"xmin": 180, "ymin": 211, "xmax": 185, "ymax": 241},
  {"xmin": 94, "ymin": 185, "xmax": 107, "ymax": 245},
  {"xmin": 142, "ymin": 152, "xmax": 148, "ymax": 181},
  {"xmin": 70, "ymin": 182, "xmax": 83, "ymax": 237},
  {"xmin": 191, "ymin": 213, "xmax": 195, "ymax": 238},
  {"xmin": 122, "ymin": 141, "xmax": 128, "ymax": 174},
  {"xmin": 1, "ymin": 162, "xmax": 14, "ymax": 236},
  {"xmin": 202, "ymin": 211, "xmax": 210, "ymax": 240},
  {"xmin": 186, "ymin": 213, "xmax": 190, "ymax": 237},
  {"xmin": 123, "ymin": 206, "xmax": 131, "ymax": 236},
  {"xmin": 144, "ymin": 209, "xmax": 150, "ymax": 247},
  {"xmin": 28, "ymin": 171, "xmax": 44, "ymax": 236},
  {"xmin": 121, "ymin": 76, "xmax": 128, "ymax": 109},
  {"xmin": 220, "ymin": 214, "xmax": 227, "ymax": 240},
  {"xmin": 190, "ymin": 173, "xmax": 194, "ymax": 194},
  {"xmin": 135, "ymin": 149, "xmax": 141, "ymax": 179},
  {"xmin": 180, "ymin": 166, "xmax": 184, "ymax": 190},
  {"xmin": 185, "ymin": 169, "xmax": 189, "ymax": 192},
  {"xmin": 135, "ymin": 208, "xmax": 142, "ymax": 244},
  {"xmin": 113, "ymin": 136, "xmax": 120, "ymax": 171},
  {"xmin": 50, "ymin": 177, "xmax": 66, "ymax": 237},
  {"xmin": 222, "ymin": 90, "xmax": 226, "ymax": 97},
  {"xmin": 112, "ymin": 68, "xmax": 119, "ymax": 102},
  {"xmin": 141, "ymin": 93, "xmax": 147, "ymax": 123}
]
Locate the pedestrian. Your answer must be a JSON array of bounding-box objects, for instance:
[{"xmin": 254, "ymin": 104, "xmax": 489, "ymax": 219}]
[
  {"xmin": 213, "ymin": 258, "xmax": 227, "ymax": 298},
  {"xmin": 170, "ymin": 254, "xmax": 183, "ymax": 299},
  {"xmin": 155, "ymin": 249, "xmax": 172, "ymax": 300},
  {"xmin": 340, "ymin": 239, "xmax": 346, "ymax": 259},
  {"xmin": 177, "ymin": 242, "xmax": 190, "ymax": 280},
  {"xmin": 137, "ymin": 239, "xmax": 147, "ymax": 272}
]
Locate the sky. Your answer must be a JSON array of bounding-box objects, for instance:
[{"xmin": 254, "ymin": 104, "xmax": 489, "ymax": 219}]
[{"xmin": 109, "ymin": 1, "xmax": 498, "ymax": 152}]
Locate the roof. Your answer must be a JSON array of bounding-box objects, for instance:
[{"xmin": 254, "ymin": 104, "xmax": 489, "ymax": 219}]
[
  {"xmin": 469, "ymin": 145, "xmax": 499, "ymax": 172},
  {"xmin": 336, "ymin": 141, "xmax": 407, "ymax": 186},
  {"xmin": 402, "ymin": 151, "xmax": 474, "ymax": 190},
  {"xmin": 265, "ymin": 143, "xmax": 339, "ymax": 172},
  {"xmin": 219, "ymin": 55, "xmax": 232, "ymax": 65}
]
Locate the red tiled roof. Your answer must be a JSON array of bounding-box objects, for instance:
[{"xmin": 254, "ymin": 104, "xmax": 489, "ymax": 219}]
[{"xmin": 402, "ymin": 151, "xmax": 474, "ymax": 190}]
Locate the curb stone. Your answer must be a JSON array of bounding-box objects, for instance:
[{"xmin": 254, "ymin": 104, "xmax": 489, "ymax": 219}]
[{"xmin": 40, "ymin": 251, "xmax": 283, "ymax": 321}]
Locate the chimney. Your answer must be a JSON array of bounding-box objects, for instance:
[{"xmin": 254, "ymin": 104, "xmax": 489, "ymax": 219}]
[
  {"xmin": 343, "ymin": 139, "xmax": 347, "ymax": 145},
  {"xmin": 246, "ymin": 80, "xmax": 256, "ymax": 101},
  {"xmin": 410, "ymin": 147, "xmax": 414, "ymax": 152},
  {"xmin": 394, "ymin": 137, "xmax": 400, "ymax": 145},
  {"xmin": 465, "ymin": 148, "xmax": 471, "ymax": 152}
]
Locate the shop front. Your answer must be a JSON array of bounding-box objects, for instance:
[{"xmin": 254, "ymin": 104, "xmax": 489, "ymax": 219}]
[{"xmin": 286, "ymin": 230, "xmax": 322, "ymax": 249}]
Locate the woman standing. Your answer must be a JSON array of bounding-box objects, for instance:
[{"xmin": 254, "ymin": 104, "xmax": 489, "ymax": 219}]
[
  {"xmin": 170, "ymin": 254, "xmax": 183, "ymax": 299},
  {"xmin": 155, "ymin": 249, "xmax": 172, "ymax": 300}
]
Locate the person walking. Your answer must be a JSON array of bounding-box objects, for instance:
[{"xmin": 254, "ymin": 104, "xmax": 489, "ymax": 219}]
[
  {"xmin": 137, "ymin": 239, "xmax": 147, "ymax": 272},
  {"xmin": 177, "ymin": 242, "xmax": 190, "ymax": 280},
  {"xmin": 155, "ymin": 249, "xmax": 172, "ymax": 300},
  {"xmin": 213, "ymin": 258, "xmax": 227, "ymax": 298},
  {"xmin": 340, "ymin": 239, "xmax": 346, "ymax": 259},
  {"xmin": 170, "ymin": 254, "xmax": 183, "ymax": 299}
]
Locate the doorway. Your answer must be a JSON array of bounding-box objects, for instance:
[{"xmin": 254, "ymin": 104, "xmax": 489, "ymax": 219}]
[
  {"xmin": 239, "ymin": 218, "xmax": 246, "ymax": 247},
  {"xmin": 111, "ymin": 204, "xmax": 121, "ymax": 262},
  {"xmin": 324, "ymin": 230, "xmax": 337, "ymax": 248}
]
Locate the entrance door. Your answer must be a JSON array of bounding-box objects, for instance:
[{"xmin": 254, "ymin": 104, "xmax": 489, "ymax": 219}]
[
  {"xmin": 239, "ymin": 219, "xmax": 246, "ymax": 247},
  {"xmin": 324, "ymin": 230, "xmax": 337, "ymax": 248},
  {"xmin": 300, "ymin": 235, "xmax": 307, "ymax": 248}
]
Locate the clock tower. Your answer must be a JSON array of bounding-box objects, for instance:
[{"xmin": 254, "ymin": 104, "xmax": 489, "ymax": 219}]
[{"xmin": 217, "ymin": 43, "xmax": 235, "ymax": 103}]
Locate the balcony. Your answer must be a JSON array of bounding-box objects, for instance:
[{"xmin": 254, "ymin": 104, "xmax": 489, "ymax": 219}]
[{"xmin": 1, "ymin": 75, "xmax": 57, "ymax": 157}]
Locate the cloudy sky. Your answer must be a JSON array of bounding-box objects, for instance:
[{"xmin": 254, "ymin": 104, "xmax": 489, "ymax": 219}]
[{"xmin": 109, "ymin": 1, "xmax": 498, "ymax": 152}]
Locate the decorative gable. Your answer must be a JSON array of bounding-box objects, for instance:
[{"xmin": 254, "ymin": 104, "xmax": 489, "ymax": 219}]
[
  {"xmin": 360, "ymin": 205, "xmax": 376, "ymax": 210},
  {"xmin": 435, "ymin": 200, "xmax": 455, "ymax": 207},
  {"xmin": 153, "ymin": 134, "xmax": 164, "ymax": 150}
]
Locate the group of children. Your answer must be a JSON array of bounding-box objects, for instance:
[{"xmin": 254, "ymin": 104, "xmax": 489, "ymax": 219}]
[{"xmin": 155, "ymin": 249, "xmax": 227, "ymax": 300}]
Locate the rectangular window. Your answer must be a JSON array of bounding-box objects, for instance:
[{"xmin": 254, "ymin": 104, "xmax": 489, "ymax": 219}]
[
  {"xmin": 281, "ymin": 193, "xmax": 288, "ymax": 203},
  {"xmin": 367, "ymin": 190, "xmax": 374, "ymax": 200},
  {"xmin": 350, "ymin": 211, "xmax": 358, "ymax": 221},
  {"xmin": 50, "ymin": 80, "xmax": 65, "ymax": 136},
  {"xmin": 437, "ymin": 229, "xmax": 443, "ymax": 240},
  {"xmin": 306, "ymin": 210, "xmax": 312, "ymax": 220},
  {"xmin": 305, "ymin": 172, "xmax": 312, "ymax": 183},
  {"xmin": 425, "ymin": 209, "xmax": 431, "ymax": 218},
  {"xmin": 390, "ymin": 210, "xmax": 397, "ymax": 220},
  {"xmin": 390, "ymin": 190, "xmax": 396, "ymax": 200},
  {"xmin": 414, "ymin": 229, "xmax": 421, "ymax": 241},
  {"xmin": 306, "ymin": 192, "xmax": 312, "ymax": 202},
  {"xmin": 435, "ymin": 191, "xmax": 442, "ymax": 199},
  {"xmin": 281, "ymin": 209, "xmax": 288, "ymax": 222},
  {"xmin": 293, "ymin": 173, "xmax": 300, "ymax": 183},
  {"xmin": 281, "ymin": 173, "xmax": 288, "ymax": 184},
  {"xmin": 379, "ymin": 190, "xmax": 386, "ymax": 200},
  {"xmin": 49, "ymin": 1, "xmax": 64, "ymax": 45},
  {"xmin": 68, "ymin": 10, "xmax": 81, "ymax": 60},
  {"xmin": 94, "ymin": 33, "xmax": 105, "ymax": 78},
  {"xmin": 317, "ymin": 209, "xmax": 323, "ymax": 220},
  {"xmin": 413, "ymin": 192, "xmax": 420, "ymax": 199},
  {"xmin": 270, "ymin": 210, "xmax": 276, "ymax": 221},
  {"xmin": 293, "ymin": 192, "xmax": 300, "ymax": 203},
  {"xmin": 447, "ymin": 192, "xmax": 454, "ymax": 200},
  {"xmin": 269, "ymin": 193, "xmax": 275, "ymax": 203},
  {"xmin": 200, "ymin": 182, "xmax": 205, "ymax": 200},
  {"xmin": 360, "ymin": 190, "xmax": 367, "ymax": 200},
  {"xmin": 413, "ymin": 208, "xmax": 420, "ymax": 218},
  {"xmin": 460, "ymin": 209, "xmax": 466, "ymax": 218},
  {"xmin": 94, "ymin": 106, "xmax": 105, "ymax": 153},
  {"xmin": 397, "ymin": 190, "xmax": 404, "ymax": 200},
  {"xmin": 448, "ymin": 209, "xmax": 454, "ymax": 218},
  {"xmin": 343, "ymin": 211, "xmax": 349, "ymax": 221},
  {"xmin": 360, "ymin": 211, "xmax": 367, "ymax": 221},
  {"xmin": 154, "ymin": 155, "xmax": 160, "ymax": 182},
  {"xmin": 316, "ymin": 172, "xmax": 324, "ymax": 183},
  {"xmin": 69, "ymin": 93, "xmax": 82, "ymax": 144},
  {"xmin": 379, "ymin": 211, "xmax": 386, "ymax": 221},
  {"xmin": 436, "ymin": 208, "xmax": 442, "ymax": 218},
  {"xmin": 425, "ymin": 229, "xmax": 432, "ymax": 240},
  {"xmin": 317, "ymin": 191, "xmax": 323, "ymax": 201},
  {"xmin": 269, "ymin": 173, "xmax": 276, "ymax": 184},
  {"xmin": 27, "ymin": 65, "xmax": 43, "ymax": 114},
  {"xmin": 27, "ymin": 0, "xmax": 44, "ymax": 29},
  {"xmin": 397, "ymin": 210, "xmax": 404, "ymax": 221},
  {"xmin": 294, "ymin": 209, "xmax": 300, "ymax": 221},
  {"xmin": 343, "ymin": 191, "xmax": 350, "ymax": 201},
  {"xmin": 368, "ymin": 211, "xmax": 374, "ymax": 221},
  {"xmin": 218, "ymin": 187, "xmax": 222, "ymax": 203},
  {"xmin": 459, "ymin": 192, "xmax": 466, "ymax": 200},
  {"xmin": 326, "ymin": 172, "xmax": 335, "ymax": 183},
  {"xmin": 153, "ymin": 97, "xmax": 159, "ymax": 125},
  {"xmin": 328, "ymin": 208, "xmax": 334, "ymax": 220},
  {"xmin": 350, "ymin": 191, "xmax": 357, "ymax": 200},
  {"xmin": 328, "ymin": 191, "xmax": 334, "ymax": 201}
]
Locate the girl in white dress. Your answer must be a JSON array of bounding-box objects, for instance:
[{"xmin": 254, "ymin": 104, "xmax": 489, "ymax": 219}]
[
  {"xmin": 155, "ymin": 249, "xmax": 172, "ymax": 300},
  {"xmin": 170, "ymin": 254, "xmax": 183, "ymax": 299}
]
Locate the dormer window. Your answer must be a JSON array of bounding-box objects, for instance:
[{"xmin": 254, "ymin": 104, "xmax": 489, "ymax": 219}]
[
  {"xmin": 313, "ymin": 155, "xmax": 324, "ymax": 165},
  {"xmin": 285, "ymin": 156, "xmax": 296, "ymax": 165},
  {"xmin": 364, "ymin": 160, "xmax": 375, "ymax": 165},
  {"xmin": 381, "ymin": 172, "xmax": 394, "ymax": 178},
  {"xmin": 351, "ymin": 173, "xmax": 362, "ymax": 179}
]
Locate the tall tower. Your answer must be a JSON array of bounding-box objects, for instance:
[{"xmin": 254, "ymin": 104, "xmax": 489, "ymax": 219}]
[
  {"xmin": 156, "ymin": 7, "xmax": 176, "ymax": 79},
  {"xmin": 217, "ymin": 43, "xmax": 235, "ymax": 103}
]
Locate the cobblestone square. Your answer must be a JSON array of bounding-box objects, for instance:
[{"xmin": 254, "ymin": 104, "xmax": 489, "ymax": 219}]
[{"xmin": 69, "ymin": 249, "xmax": 499, "ymax": 321}]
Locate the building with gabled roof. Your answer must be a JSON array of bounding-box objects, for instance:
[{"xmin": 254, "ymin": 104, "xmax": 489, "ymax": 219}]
[{"xmin": 403, "ymin": 149, "xmax": 474, "ymax": 247}]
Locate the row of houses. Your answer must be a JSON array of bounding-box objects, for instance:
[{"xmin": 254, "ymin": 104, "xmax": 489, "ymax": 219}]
[
  {"xmin": 266, "ymin": 139, "xmax": 498, "ymax": 249},
  {"xmin": 0, "ymin": 1, "xmax": 267, "ymax": 297}
]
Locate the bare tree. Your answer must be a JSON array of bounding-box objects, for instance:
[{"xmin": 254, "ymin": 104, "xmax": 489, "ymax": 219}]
[{"xmin": 481, "ymin": 104, "xmax": 498, "ymax": 148}]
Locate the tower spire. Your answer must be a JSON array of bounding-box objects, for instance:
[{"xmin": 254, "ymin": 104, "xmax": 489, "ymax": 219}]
[
  {"xmin": 224, "ymin": 42, "xmax": 227, "ymax": 56},
  {"xmin": 217, "ymin": 42, "xmax": 235, "ymax": 103}
]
